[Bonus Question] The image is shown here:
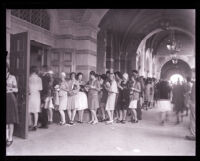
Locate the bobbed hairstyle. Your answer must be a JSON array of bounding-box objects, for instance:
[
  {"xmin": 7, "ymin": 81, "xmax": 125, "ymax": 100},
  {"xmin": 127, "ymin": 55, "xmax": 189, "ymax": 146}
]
[
  {"xmin": 90, "ymin": 71, "xmax": 96, "ymax": 76},
  {"xmin": 114, "ymin": 71, "xmax": 123, "ymax": 79},
  {"xmin": 30, "ymin": 66, "xmax": 39, "ymax": 74},
  {"xmin": 70, "ymin": 72, "xmax": 76, "ymax": 79}
]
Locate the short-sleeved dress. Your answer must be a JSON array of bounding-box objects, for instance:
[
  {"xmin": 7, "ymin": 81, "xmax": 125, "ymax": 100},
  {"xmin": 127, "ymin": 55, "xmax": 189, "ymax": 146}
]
[
  {"xmin": 87, "ymin": 79, "xmax": 100, "ymax": 110},
  {"xmin": 6, "ymin": 74, "xmax": 19, "ymax": 124},
  {"xmin": 29, "ymin": 73, "xmax": 43, "ymax": 113},
  {"xmin": 67, "ymin": 79, "xmax": 79, "ymax": 110},
  {"xmin": 117, "ymin": 80, "xmax": 129, "ymax": 110},
  {"xmin": 58, "ymin": 80, "xmax": 69, "ymax": 110},
  {"xmin": 128, "ymin": 81, "xmax": 141, "ymax": 109},
  {"xmin": 105, "ymin": 80, "xmax": 118, "ymax": 111},
  {"xmin": 75, "ymin": 80, "xmax": 88, "ymax": 110}
]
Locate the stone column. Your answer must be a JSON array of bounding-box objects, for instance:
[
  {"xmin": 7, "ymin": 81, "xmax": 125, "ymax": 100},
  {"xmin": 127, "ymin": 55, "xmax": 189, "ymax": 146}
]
[
  {"xmin": 97, "ymin": 29, "xmax": 106, "ymax": 74},
  {"xmin": 106, "ymin": 29, "xmax": 114, "ymax": 72}
]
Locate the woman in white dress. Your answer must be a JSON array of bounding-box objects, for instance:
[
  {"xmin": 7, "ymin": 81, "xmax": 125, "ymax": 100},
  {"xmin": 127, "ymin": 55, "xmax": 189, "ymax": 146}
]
[
  {"xmin": 67, "ymin": 72, "xmax": 80, "ymax": 125},
  {"xmin": 58, "ymin": 72, "xmax": 69, "ymax": 125},
  {"xmin": 75, "ymin": 72, "xmax": 88, "ymax": 123},
  {"xmin": 28, "ymin": 66, "xmax": 43, "ymax": 131},
  {"xmin": 105, "ymin": 73, "xmax": 118, "ymax": 124}
]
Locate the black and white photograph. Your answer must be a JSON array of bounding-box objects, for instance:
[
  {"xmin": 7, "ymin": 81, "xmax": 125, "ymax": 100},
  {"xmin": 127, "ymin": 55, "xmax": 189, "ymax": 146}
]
[{"xmin": 5, "ymin": 8, "xmax": 195, "ymax": 156}]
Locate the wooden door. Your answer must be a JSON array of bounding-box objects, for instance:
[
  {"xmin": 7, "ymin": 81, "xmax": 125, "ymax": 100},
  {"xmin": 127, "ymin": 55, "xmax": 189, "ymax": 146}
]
[{"xmin": 10, "ymin": 32, "xmax": 30, "ymax": 139}]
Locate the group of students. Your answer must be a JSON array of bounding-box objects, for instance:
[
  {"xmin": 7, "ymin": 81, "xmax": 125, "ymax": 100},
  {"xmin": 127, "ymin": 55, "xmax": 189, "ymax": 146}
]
[
  {"xmin": 27, "ymin": 66, "xmax": 150, "ymax": 131},
  {"xmin": 6, "ymin": 62, "xmax": 196, "ymax": 147}
]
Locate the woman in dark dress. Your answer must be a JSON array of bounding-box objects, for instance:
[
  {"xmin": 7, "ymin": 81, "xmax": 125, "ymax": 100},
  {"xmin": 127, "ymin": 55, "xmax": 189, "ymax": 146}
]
[
  {"xmin": 172, "ymin": 79, "xmax": 185, "ymax": 124},
  {"xmin": 6, "ymin": 62, "xmax": 19, "ymax": 147},
  {"xmin": 116, "ymin": 73, "xmax": 129, "ymax": 124}
]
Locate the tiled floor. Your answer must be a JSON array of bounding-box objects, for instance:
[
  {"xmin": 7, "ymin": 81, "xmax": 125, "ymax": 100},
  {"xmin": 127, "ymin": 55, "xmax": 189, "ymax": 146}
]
[{"xmin": 6, "ymin": 108, "xmax": 195, "ymax": 156}]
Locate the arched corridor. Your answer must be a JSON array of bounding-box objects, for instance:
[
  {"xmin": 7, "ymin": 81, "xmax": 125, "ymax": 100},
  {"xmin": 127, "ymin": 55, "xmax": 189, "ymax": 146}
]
[{"xmin": 5, "ymin": 9, "xmax": 195, "ymax": 156}]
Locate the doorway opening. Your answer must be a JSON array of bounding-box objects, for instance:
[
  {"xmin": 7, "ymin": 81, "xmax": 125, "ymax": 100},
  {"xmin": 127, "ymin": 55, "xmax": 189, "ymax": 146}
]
[
  {"xmin": 30, "ymin": 40, "xmax": 50, "ymax": 71},
  {"xmin": 169, "ymin": 74, "xmax": 184, "ymax": 85}
]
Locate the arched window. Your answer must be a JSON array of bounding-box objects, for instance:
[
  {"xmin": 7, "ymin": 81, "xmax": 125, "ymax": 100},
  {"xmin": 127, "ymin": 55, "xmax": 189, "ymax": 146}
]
[{"xmin": 11, "ymin": 9, "xmax": 50, "ymax": 30}]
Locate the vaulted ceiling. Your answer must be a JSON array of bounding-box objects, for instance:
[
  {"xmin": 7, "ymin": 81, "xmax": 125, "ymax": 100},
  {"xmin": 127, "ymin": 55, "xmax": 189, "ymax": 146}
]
[{"xmin": 98, "ymin": 9, "xmax": 195, "ymax": 53}]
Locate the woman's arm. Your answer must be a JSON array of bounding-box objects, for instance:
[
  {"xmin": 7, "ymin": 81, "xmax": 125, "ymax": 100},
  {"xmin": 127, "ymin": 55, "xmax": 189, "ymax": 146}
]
[{"xmin": 91, "ymin": 81, "xmax": 101, "ymax": 91}]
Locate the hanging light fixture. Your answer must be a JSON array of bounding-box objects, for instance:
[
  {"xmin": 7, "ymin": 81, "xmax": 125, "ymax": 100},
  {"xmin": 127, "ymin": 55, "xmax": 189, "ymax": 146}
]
[
  {"xmin": 166, "ymin": 29, "xmax": 181, "ymax": 54},
  {"xmin": 165, "ymin": 27, "xmax": 181, "ymax": 64}
]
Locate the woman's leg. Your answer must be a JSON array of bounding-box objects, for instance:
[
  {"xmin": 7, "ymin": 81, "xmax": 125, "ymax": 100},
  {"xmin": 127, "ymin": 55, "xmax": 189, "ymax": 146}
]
[
  {"xmin": 106, "ymin": 110, "xmax": 112, "ymax": 121},
  {"xmin": 78, "ymin": 110, "xmax": 81, "ymax": 121},
  {"xmin": 79, "ymin": 110, "xmax": 84, "ymax": 122},
  {"xmin": 119, "ymin": 110, "xmax": 123, "ymax": 121},
  {"xmin": 59, "ymin": 110, "xmax": 66, "ymax": 123},
  {"xmin": 94, "ymin": 110, "xmax": 98, "ymax": 122},
  {"xmin": 132, "ymin": 109, "xmax": 138, "ymax": 121},
  {"xmin": 122, "ymin": 110, "xmax": 127, "ymax": 121},
  {"xmin": 111, "ymin": 110, "xmax": 114, "ymax": 121},
  {"xmin": 176, "ymin": 111, "xmax": 180, "ymax": 124},
  {"xmin": 67, "ymin": 110, "xmax": 72, "ymax": 122},
  {"xmin": 8, "ymin": 124, "xmax": 14, "ymax": 141},
  {"xmin": 29, "ymin": 113, "xmax": 33, "ymax": 127},
  {"xmin": 90, "ymin": 110, "xmax": 94, "ymax": 122},
  {"xmin": 160, "ymin": 112, "xmax": 166, "ymax": 125},
  {"xmin": 33, "ymin": 112, "xmax": 38, "ymax": 127},
  {"xmin": 48, "ymin": 108, "xmax": 53, "ymax": 122},
  {"xmin": 71, "ymin": 109, "xmax": 77, "ymax": 122},
  {"xmin": 100, "ymin": 105, "xmax": 106, "ymax": 120}
]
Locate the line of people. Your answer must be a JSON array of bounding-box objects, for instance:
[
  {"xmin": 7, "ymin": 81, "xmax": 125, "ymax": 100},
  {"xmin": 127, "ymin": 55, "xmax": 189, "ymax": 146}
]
[
  {"xmin": 6, "ymin": 62, "xmax": 196, "ymax": 147},
  {"xmin": 28, "ymin": 67, "xmax": 151, "ymax": 130}
]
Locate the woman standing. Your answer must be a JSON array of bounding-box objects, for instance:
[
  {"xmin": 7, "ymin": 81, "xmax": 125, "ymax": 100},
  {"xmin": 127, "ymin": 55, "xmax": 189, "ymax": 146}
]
[
  {"xmin": 114, "ymin": 71, "xmax": 123, "ymax": 122},
  {"xmin": 58, "ymin": 72, "xmax": 69, "ymax": 125},
  {"xmin": 105, "ymin": 73, "xmax": 118, "ymax": 124},
  {"xmin": 6, "ymin": 63, "xmax": 19, "ymax": 147},
  {"xmin": 116, "ymin": 73, "xmax": 129, "ymax": 124},
  {"xmin": 172, "ymin": 80, "xmax": 185, "ymax": 124},
  {"xmin": 86, "ymin": 71, "xmax": 101, "ymax": 125},
  {"xmin": 75, "ymin": 72, "xmax": 88, "ymax": 123},
  {"xmin": 99, "ymin": 74, "xmax": 108, "ymax": 122},
  {"xmin": 67, "ymin": 72, "xmax": 80, "ymax": 125},
  {"xmin": 155, "ymin": 80, "xmax": 172, "ymax": 125},
  {"xmin": 128, "ymin": 74, "xmax": 141, "ymax": 123},
  {"xmin": 28, "ymin": 66, "xmax": 43, "ymax": 131},
  {"xmin": 145, "ymin": 78, "xmax": 153, "ymax": 110}
]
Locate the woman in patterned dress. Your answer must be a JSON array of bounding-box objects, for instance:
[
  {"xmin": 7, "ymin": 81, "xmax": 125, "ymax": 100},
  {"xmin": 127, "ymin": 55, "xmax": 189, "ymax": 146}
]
[
  {"xmin": 58, "ymin": 72, "xmax": 69, "ymax": 125},
  {"xmin": 86, "ymin": 71, "xmax": 101, "ymax": 125},
  {"xmin": 67, "ymin": 72, "xmax": 80, "ymax": 125},
  {"xmin": 75, "ymin": 72, "xmax": 88, "ymax": 123},
  {"xmin": 99, "ymin": 74, "xmax": 108, "ymax": 122},
  {"xmin": 6, "ymin": 63, "xmax": 19, "ymax": 147}
]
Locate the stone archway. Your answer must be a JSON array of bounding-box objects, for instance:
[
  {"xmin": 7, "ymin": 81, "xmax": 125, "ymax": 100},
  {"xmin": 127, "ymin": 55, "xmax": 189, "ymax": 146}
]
[
  {"xmin": 136, "ymin": 27, "xmax": 194, "ymax": 78},
  {"xmin": 160, "ymin": 59, "xmax": 192, "ymax": 80}
]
